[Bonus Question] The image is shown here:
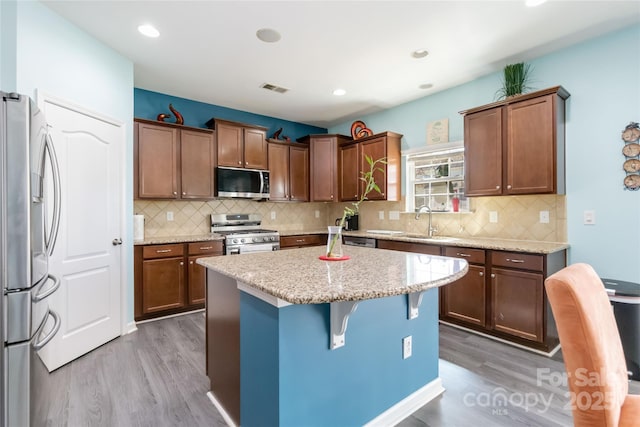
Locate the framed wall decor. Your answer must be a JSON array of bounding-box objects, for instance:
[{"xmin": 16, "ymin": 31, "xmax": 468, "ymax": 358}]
[{"xmin": 427, "ymin": 118, "xmax": 449, "ymax": 145}]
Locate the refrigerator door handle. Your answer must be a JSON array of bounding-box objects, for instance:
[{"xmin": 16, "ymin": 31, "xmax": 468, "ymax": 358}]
[
  {"xmin": 32, "ymin": 273, "xmax": 60, "ymax": 302},
  {"xmin": 32, "ymin": 309, "xmax": 61, "ymax": 351},
  {"xmin": 44, "ymin": 132, "xmax": 61, "ymax": 256}
]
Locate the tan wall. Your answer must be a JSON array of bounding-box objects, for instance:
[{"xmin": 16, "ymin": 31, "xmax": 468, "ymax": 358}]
[{"xmin": 135, "ymin": 194, "xmax": 566, "ymax": 243}]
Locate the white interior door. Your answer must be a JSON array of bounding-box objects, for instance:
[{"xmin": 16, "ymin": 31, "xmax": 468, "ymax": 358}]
[{"xmin": 37, "ymin": 94, "xmax": 124, "ymax": 372}]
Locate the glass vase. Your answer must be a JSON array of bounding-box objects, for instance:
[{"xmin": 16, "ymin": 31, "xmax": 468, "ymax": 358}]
[{"xmin": 326, "ymin": 226, "xmax": 343, "ymax": 258}]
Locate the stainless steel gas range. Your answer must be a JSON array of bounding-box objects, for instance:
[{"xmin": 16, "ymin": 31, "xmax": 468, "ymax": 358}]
[{"xmin": 210, "ymin": 213, "xmax": 280, "ymax": 255}]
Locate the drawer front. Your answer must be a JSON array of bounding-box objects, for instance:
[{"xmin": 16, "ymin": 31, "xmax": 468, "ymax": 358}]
[
  {"xmin": 188, "ymin": 240, "xmax": 223, "ymax": 255},
  {"xmin": 377, "ymin": 240, "xmax": 441, "ymax": 255},
  {"xmin": 280, "ymin": 234, "xmax": 324, "ymax": 248},
  {"xmin": 491, "ymin": 251, "xmax": 543, "ymax": 272},
  {"xmin": 142, "ymin": 243, "xmax": 185, "ymax": 259},
  {"xmin": 443, "ymin": 247, "xmax": 485, "ymax": 264}
]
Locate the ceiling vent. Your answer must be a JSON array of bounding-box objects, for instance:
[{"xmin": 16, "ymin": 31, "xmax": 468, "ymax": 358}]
[{"xmin": 260, "ymin": 83, "xmax": 289, "ymax": 94}]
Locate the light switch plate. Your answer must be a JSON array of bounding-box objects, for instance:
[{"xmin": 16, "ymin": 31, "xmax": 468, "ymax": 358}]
[
  {"xmin": 379, "ymin": 211, "xmax": 385, "ymax": 220},
  {"xmin": 389, "ymin": 211, "xmax": 400, "ymax": 220},
  {"xmin": 271, "ymin": 211, "xmax": 276, "ymax": 220},
  {"xmin": 540, "ymin": 211, "xmax": 550, "ymax": 224},
  {"xmin": 584, "ymin": 210, "xmax": 595, "ymax": 225},
  {"xmin": 315, "ymin": 210, "xmax": 320, "ymax": 218},
  {"xmin": 166, "ymin": 211, "xmax": 174, "ymax": 221},
  {"xmin": 489, "ymin": 211, "xmax": 498, "ymax": 223}
]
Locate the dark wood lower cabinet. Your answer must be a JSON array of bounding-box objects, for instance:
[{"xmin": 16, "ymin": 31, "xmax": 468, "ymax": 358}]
[
  {"xmin": 135, "ymin": 240, "xmax": 223, "ymax": 321},
  {"xmin": 280, "ymin": 234, "xmax": 327, "ymax": 249},
  {"xmin": 491, "ymin": 267, "xmax": 543, "ymax": 342},
  {"xmin": 376, "ymin": 239, "xmax": 566, "ymax": 352},
  {"xmin": 442, "ymin": 264, "xmax": 486, "ymax": 327},
  {"xmin": 142, "ymin": 257, "xmax": 185, "ymax": 314}
]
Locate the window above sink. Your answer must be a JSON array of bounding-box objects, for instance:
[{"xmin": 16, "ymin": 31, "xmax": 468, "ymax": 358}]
[{"xmin": 403, "ymin": 142, "xmax": 469, "ymax": 214}]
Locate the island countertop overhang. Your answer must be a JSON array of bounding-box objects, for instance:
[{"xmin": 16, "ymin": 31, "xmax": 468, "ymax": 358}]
[{"xmin": 197, "ymin": 246, "xmax": 468, "ymax": 305}]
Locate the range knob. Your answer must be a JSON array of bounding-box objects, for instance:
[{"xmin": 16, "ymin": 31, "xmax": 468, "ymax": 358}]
[
  {"xmin": 232, "ymin": 239, "xmax": 238, "ymax": 244},
  {"xmin": 270, "ymin": 236, "xmax": 276, "ymax": 241},
  {"xmin": 240, "ymin": 238, "xmax": 245, "ymax": 243},
  {"xmin": 253, "ymin": 237, "xmax": 260, "ymax": 243}
]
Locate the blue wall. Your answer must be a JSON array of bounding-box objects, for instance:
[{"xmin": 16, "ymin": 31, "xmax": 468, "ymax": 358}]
[
  {"xmin": 240, "ymin": 290, "xmax": 439, "ymax": 426},
  {"xmin": 329, "ymin": 24, "xmax": 640, "ymax": 283},
  {"xmin": 134, "ymin": 88, "xmax": 326, "ymax": 141}
]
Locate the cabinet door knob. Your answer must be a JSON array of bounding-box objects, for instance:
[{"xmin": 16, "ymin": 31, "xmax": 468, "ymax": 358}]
[
  {"xmin": 190, "ymin": 261, "xmax": 193, "ymax": 265},
  {"xmin": 180, "ymin": 261, "xmax": 184, "ymax": 266},
  {"xmin": 238, "ymin": 161, "xmax": 242, "ymax": 165},
  {"xmin": 507, "ymin": 185, "xmax": 512, "ymax": 190},
  {"xmin": 491, "ymin": 273, "xmax": 496, "ymax": 278},
  {"xmin": 495, "ymin": 186, "xmax": 500, "ymax": 190},
  {"xmin": 182, "ymin": 191, "xmax": 186, "ymax": 195},
  {"xmin": 330, "ymin": 195, "xmax": 334, "ymax": 199},
  {"xmin": 479, "ymin": 272, "xmax": 484, "ymax": 276},
  {"xmin": 245, "ymin": 161, "xmax": 249, "ymax": 165},
  {"xmin": 354, "ymin": 194, "xmax": 357, "ymax": 198},
  {"xmin": 173, "ymin": 191, "xmax": 177, "ymax": 195}
]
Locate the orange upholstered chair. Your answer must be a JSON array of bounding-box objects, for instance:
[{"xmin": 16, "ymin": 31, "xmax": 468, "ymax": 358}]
[{"xmin": 545, "ymin": 263, "xmax": 640, "ymax": 427}]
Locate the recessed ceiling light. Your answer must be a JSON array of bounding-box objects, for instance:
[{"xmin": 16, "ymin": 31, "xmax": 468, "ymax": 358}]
[
  {"xmin": 332, "ymin": 89, "xmax": 346, "ymax": 96},
  {"xmin": 138, "ymin": 24, "xmax": 159, "ymax": 38},
  {"xmin": 419, "ymin": 83, "xmax": 434, "ymax": 90},
  {"xmin": 412, "ymin": 49, "xmax": 429, "ymax": 59},
  {"xmin": 256, "ymin": 28, "xmax": 281, "ymax": 43},
  {"xmin": 525, "ymin": 0, "xmax": 547, "ymax": 6}
]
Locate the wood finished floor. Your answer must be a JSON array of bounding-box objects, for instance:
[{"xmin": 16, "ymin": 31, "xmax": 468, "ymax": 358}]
[{"xmin": 43, "ymin": 311, "xmax": 639, "ymax": 427}]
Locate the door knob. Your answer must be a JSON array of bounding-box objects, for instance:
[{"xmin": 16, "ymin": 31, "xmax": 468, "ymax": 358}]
[{"xmin": 112, "ymin": 238, "xmax": 123, "ymax": 245}]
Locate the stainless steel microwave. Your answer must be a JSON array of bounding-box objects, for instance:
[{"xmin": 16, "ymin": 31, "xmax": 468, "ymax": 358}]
[{"xmin": 216, "ymin": 166, "xmax": 270, "ymax": 199}]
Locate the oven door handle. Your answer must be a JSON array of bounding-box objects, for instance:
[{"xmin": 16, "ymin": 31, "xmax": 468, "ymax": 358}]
[{"xmin": 239, "ymin": 243, "xmax": 278, "ymax": 254}]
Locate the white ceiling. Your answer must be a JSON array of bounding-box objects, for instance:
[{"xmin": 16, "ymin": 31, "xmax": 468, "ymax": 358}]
[{"xmin": 43, "ymin": 1, "xmax": 640, "ymax": 128}]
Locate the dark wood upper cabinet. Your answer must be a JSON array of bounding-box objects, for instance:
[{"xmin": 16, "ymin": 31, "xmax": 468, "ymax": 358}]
[
  {"xmin": 339, "ymin": 142, "xmax": 360, "ymax": 201},
  {"xmin": 460, "ymin": 86, "xmax": 569, "ymax": 197},
  {"xmin": 299, "ymin": 134, "xmax": 352, "ymax": 202},
  {"xmin": 211, "ymin": 119, "xmax": 268, "ymax": 170},
  {"xmin": 268, "ymin": 141, "xmax": 309, "ymax": 202},
  {"xmin": 134, "ymin": 118, "xmax": 215, "ymax": 200}
]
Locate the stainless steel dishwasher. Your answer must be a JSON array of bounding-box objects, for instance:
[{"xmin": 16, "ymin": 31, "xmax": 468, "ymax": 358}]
[{"xmin": 343, "ymin": 236, "xmax": 377, "ymax": 248}]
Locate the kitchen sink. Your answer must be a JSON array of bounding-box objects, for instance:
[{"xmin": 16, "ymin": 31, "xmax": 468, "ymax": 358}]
[{"xmin": 399, "ymin": 233, "xmax": 460, "ymax": 243}]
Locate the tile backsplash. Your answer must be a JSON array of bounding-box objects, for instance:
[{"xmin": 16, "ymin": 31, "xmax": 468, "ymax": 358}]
[{"xmin": 135, "ymin": 194, "xmax": 566, "ymax": 242}]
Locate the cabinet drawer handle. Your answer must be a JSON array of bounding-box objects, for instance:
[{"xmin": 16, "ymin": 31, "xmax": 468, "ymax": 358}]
[
  {"xmin": 456, "ymin": 253, "xmax": 471, "ymax": 257},
  {"xmin": 506, "ymin": 258, "xmax": 525, "ymax": 263},
  {"xmin": 199, "ymin": 246, "xmax": 213, "ymax": 250},
  {"xmin": 295, "ymin": 239, "xmax": 305, "ymax": 243},
  {"xmin": 156, "ymin": 249, "xmax": 172, "ymax": 253}
]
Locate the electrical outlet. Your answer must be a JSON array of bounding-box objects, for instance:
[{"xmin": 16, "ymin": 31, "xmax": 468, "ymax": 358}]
[
  {"xmin": 584, "ymin": 210, "xmax": 595, "ymax": 225},
  {"xmin": 540, "ymin": 210, "xmax": 550, "ymax": 224},
  {"xmin": 315, "ymin": 210, "xmax": 320, "ymax": 218},
  {"xmin": 270, "ymin": 211, "xmax": 276, "ymax": 220},
  {"xmin": 389, "ymin": 211, "xmax": 400, "ymax": 220},
  {"xmin": 489, "ymin": 211, "xmax": 498, "ymax": 223},
  {"xmin": 402, "ymin": 336, "xmax": 412, "ymax": 359},
  {"xmin": 166, "ymin": 211, "xmax": 174, "ymax": 221},
  {"xmin": 379, "ymin": 211, "xmax": 385, "ymax": 220}
]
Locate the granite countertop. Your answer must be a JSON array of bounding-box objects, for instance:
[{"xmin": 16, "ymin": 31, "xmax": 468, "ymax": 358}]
[
  {"xmin": 133, "ymin": 233, "xmax": 224, "ymax": 246},
  {"xmin": 280, "ymin": 229, "xmax": 568, "ymax": 254},
  {"xmin": 197, "ymin": 245, "xmax": 468, "ymax": 304}
]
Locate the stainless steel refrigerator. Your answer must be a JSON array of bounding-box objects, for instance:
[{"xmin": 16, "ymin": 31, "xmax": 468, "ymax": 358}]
[{"xmin": 1, "ymin": 91, "xmax": 62, "ymax": 426}]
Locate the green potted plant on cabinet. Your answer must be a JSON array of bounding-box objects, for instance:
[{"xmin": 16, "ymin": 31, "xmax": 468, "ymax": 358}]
[{"xmin": 495, "ymin": 62, "xmax": 533, "ymax": 100}]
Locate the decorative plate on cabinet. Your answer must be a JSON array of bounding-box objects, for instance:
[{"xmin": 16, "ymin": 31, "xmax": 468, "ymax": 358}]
[
  {"xmin": 622, "ymin": 122, "xmax": 640, "ymax": 143},
  {"xmin": 623, "ymin": 159, "xmax": 640, "ymax": 173},
  {"xmin": 623, "ymin": 174, "xmax": 640, "ymax": 190},
  {"xmin": 622, "ymin": 143, "xmax": 640, "ymax": 158}
]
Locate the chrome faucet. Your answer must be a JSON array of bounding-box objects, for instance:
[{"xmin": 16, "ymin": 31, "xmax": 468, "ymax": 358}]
[{"xmin": 415, "ymin": 204, "xmax": 435, "ymax": 237}]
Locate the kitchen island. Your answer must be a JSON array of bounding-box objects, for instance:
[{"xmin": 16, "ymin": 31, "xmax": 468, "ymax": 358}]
[{"xmin": 198, "ymin": 245, "xmax": 468, "ymax": 427}]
